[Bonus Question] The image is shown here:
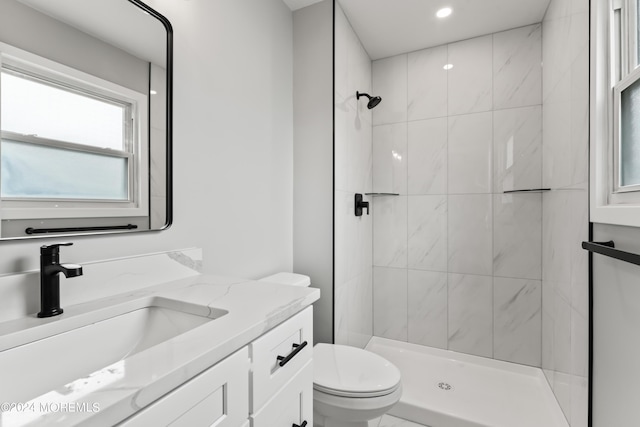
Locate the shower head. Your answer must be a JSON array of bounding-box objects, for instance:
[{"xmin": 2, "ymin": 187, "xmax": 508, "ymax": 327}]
[{"xmin": 357, "ymin": 91, "xmax": 382, "ymax": 109}]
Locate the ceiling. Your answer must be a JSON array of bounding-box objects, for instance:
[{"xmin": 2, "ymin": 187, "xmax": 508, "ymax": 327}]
[{"xmin": 288, "ymin": 0, "xmax": 552, "ymax": 60}]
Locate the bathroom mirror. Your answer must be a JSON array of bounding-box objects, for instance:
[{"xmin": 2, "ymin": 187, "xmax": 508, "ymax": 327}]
[{"xmin": 0, "ymin": 0, "xmax": 172, "ymax": 239}]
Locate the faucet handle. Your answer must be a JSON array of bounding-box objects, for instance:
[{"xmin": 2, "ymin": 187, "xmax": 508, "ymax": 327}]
[{"xmin": 40, "ymin": 242, "xmax": 73, "ymax": 256}]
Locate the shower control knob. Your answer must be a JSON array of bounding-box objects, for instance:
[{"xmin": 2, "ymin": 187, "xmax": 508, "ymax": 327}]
[{"xmin": 355, "ymin": 193, "xmax": 369, "ymax": 216}]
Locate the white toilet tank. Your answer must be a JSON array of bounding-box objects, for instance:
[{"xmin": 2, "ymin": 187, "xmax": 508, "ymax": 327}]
[{"xmin": 259, "ymin": 272, "xmax": 310, "ymax": 287}]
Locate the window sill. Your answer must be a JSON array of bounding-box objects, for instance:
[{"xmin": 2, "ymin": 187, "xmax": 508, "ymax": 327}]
[{"xmin": 591, "ymin": 204, "xmax": 640, "ymax": 228}]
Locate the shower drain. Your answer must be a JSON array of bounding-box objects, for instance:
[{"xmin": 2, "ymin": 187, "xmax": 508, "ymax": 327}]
[{"xmin": 437, "ymin": 382, "xmax": 454, "ymax": 391}]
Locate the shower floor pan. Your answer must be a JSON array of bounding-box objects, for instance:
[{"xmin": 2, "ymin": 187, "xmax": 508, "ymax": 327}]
[{"xmin": 366, "ymin": 337, "xmax": 569, "ymax": 427}]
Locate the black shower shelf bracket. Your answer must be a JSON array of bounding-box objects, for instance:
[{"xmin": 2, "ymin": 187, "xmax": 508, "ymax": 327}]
[
  {"xmin": 364, "ymin": 193, "xmax": 400, "ymax": 196},
  {"xmin": 503, "ymin": 188, "xmax": 551, "ymax": 194},
  {"xmin": 582, "ymin": 240, "xmax": 640, "ymax": 267}
]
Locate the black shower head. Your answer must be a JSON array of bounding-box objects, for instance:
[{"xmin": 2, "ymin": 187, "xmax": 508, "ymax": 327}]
[
  {"xmin": 357, "ymin": 91, "xmax": 382, "ymax": 109},
  {"xmin": 367, "ymin": 95, "xmax": 382, "ymax": 109}
]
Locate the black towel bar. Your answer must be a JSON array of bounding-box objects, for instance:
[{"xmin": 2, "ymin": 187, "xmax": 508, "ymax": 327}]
[
  {"xmin": 25, "ymin": 224, "xmax": 138, "ymax": 235},
  {"xmin": 581, "ymin": 240, "xmax": 640, "ymax": 267}
]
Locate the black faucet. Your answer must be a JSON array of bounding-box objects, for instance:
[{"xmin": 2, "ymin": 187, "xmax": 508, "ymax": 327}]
[{"xmin": 38, "ymin": 243, "xmax": 83, "ymax": 318}]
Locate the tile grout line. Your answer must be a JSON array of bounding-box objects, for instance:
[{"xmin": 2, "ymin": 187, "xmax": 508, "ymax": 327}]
[
  {"xmin": 405, "ymin": 52, "xmax": 409, "ymax": 343},
  {"xmin": 491, "ymin": 32, "xmax": 495, "ymax": 360},
  {"xmin": 539, "ymin": 16, "xmax": 546, "ymax": 372},
  {"xmin": 374, "ymin": 101, "xmax": 544, "ymax": 128},
  {"xmin": 440, "ymin": 192, "xmax": 449, "ymax": 349},
  {"xmin": 445, "ymin": 41, "xmax": 450, "ymax": 352},
  {"xmin": 371, "ymin": 52, "xmax": 375, "ymax": 344}
]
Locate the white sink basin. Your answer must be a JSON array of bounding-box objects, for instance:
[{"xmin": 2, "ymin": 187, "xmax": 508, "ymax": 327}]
[{"xmin": 0, "ymin": 297, "xmax": 227, "ymax": 407}]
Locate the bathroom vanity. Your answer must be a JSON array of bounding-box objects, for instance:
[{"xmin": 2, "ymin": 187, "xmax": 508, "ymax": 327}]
[
  {"xmin": 0, "ymin": 267, "xmax": 319, "ymax": 426},
  {"xmin": 120, "ymin": 305, "xmax": 314, "ymax": 427}
]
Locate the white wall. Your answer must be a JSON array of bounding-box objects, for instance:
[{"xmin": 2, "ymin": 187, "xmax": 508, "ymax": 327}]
[
  {"xmin": 293, "ymin": 0, "xmax": 334, "ymax": 345},
  {"xmin": 0, "ymin": 0, "xmax": 293, "ymax": 284},
  {"xmin": 589, "ymin": 1, "xmax": 640, "ymax": 424},
  {"xmin": 592, "ymin": 224, "xmax": 640, "ymax": 426},
  {"xmin": 334, "ymin": 2, "xmax": 373, "ymax": 348}
]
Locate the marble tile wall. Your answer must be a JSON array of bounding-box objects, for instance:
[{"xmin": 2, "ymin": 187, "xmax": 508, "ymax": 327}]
[
  {"xmin": 371, "ymin": 24, "xmax": 544, "ymax": 366},
  {"xmin": 541, "ymin": 0, "xmax": 589, "ymax": 425},
  {"xmin": 334, "ymin": 3, "xmax": 373, "ymax": 349}
]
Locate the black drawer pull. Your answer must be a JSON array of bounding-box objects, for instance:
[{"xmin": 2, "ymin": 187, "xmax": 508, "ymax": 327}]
[
  {"xmin": 293, "ymin": 421, "xmax": 307, "ymax": 427},
  {"xmin": 277, "ymin": 341, "xmax": 308, "ymax": 367}
]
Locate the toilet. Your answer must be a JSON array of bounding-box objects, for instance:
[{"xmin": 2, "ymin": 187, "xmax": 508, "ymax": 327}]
[{"xmin": 259, "ymin": 273, "xmax": 402, "ymax": 427}]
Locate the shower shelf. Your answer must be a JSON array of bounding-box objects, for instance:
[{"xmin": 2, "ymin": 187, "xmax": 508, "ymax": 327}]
[
  {"xmin": 364, "ymin": 193, "xmax": 400, "ymax": 196},
  {"xmin": 503, "ymin": 188, "xmax": 551, "ymax": 194}
]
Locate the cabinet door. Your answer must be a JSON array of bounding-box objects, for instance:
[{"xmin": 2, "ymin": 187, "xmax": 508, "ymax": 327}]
[
  {"xmin": 251, "ymin": 360, "xmax": 313, "ymax": 427},
  {"xmin": 251, "ymin": 307, "xmax": 313, "ymax": 411},
  {"xmin": 118, "ymin": 346, "xmax": 248, "ymax": 427}
]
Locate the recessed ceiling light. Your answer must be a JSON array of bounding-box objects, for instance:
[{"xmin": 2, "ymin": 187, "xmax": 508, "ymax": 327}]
[
  {"xmin": 436, "ymin": 7, "xmax": 452, "ymax": 18},
  {"xmin": 443, "ymin": 64, "xmax": 454, "ymax": 70}
]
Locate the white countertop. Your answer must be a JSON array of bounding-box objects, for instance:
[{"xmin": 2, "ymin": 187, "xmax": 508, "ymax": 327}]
[{"xmin": 0, "ymin": 274, "xmax": 320, "ymax": 426}]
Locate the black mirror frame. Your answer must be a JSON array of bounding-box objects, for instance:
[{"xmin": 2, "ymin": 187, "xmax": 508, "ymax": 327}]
[
  {"xmin": 128, "ymin": 0, "xmax": 173, "ymax": 236},
  {"xmin": 1, "ymin": 1, "xmax": 173, "ymax": 240}
]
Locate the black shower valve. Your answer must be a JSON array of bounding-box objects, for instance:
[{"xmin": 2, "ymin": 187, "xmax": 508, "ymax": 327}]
[{"xmin": 355, "ymin": 193, "xmax": 369, "ymax": 216}]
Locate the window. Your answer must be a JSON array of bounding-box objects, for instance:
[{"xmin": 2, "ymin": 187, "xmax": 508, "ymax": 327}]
[
  {"xmin": 591, "ymin": 0, "xmax": 640, "ymax": 226},
  {"xmin": 616, "ymin": 70, "xmax": 640, "ymax": 189},
  {"xmin": 0, "ymin": 43, "xmax": 148, "ymax": 223}
]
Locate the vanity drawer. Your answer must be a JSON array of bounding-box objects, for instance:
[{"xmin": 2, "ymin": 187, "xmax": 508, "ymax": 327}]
[
  {"xmin": 250, "ymin": 360, "xmax": 313, "ymax": 427},
  {"xmin": 250, "ymin": 306, "xmax": 313, "ymax": 411},
  {"xmin": 118, "ymin": 346, "xmax": 249, "ymax": 427}
]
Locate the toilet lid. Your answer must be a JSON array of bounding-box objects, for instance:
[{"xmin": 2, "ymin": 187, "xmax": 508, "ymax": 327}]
[
  {"xmin": 259, "ymin": 272, "xmax": 310, "ymax": 287},
  {"xmin": 313, "ymin": 344, "xmax": 401, "ymax": 398}
]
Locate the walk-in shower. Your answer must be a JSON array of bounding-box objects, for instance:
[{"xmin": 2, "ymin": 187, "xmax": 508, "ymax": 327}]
[{"xmin": 333, "ymin": 0, "xmax": 589, "ymax": 426}]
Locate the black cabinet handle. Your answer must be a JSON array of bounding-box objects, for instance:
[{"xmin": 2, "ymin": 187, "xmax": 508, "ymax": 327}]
[
  {"xmin": 293, "ymin": 421, "xmax": 307, "ymax": 427},
  {"xmin": 277, "ymin": 341, "xmax": 308, "ymax": 367}
]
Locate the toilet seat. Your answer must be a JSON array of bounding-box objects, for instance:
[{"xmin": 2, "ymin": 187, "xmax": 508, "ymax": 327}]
[{"xmin": 313, "ymin": 343, "xmax": 401, "ymax": 398}]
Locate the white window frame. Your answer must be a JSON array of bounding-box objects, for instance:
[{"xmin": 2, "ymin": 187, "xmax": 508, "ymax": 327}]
[
  {"xmin": 0, "ymin": 42, "xmax": 149, "ymax": 220},
  {"xmin": 591, "ymin": 0, "xmax": 640, "ymax": 226}
]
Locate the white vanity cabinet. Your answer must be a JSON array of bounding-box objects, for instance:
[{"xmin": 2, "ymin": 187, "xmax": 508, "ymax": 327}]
[
  {"xmin": 118, "ymin": 306, "xmax": 314, "ymax": 427},
  {"xmin": 118, "ymin": 346, "xmax": 250, "ymax": 427},
  {"xmin": 249, "ymin": 307, "xmax": 314, "ymax": 427},
  {"xmin": 250, "ymin": 361, "xmax": 313, "ymax": 427}
]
